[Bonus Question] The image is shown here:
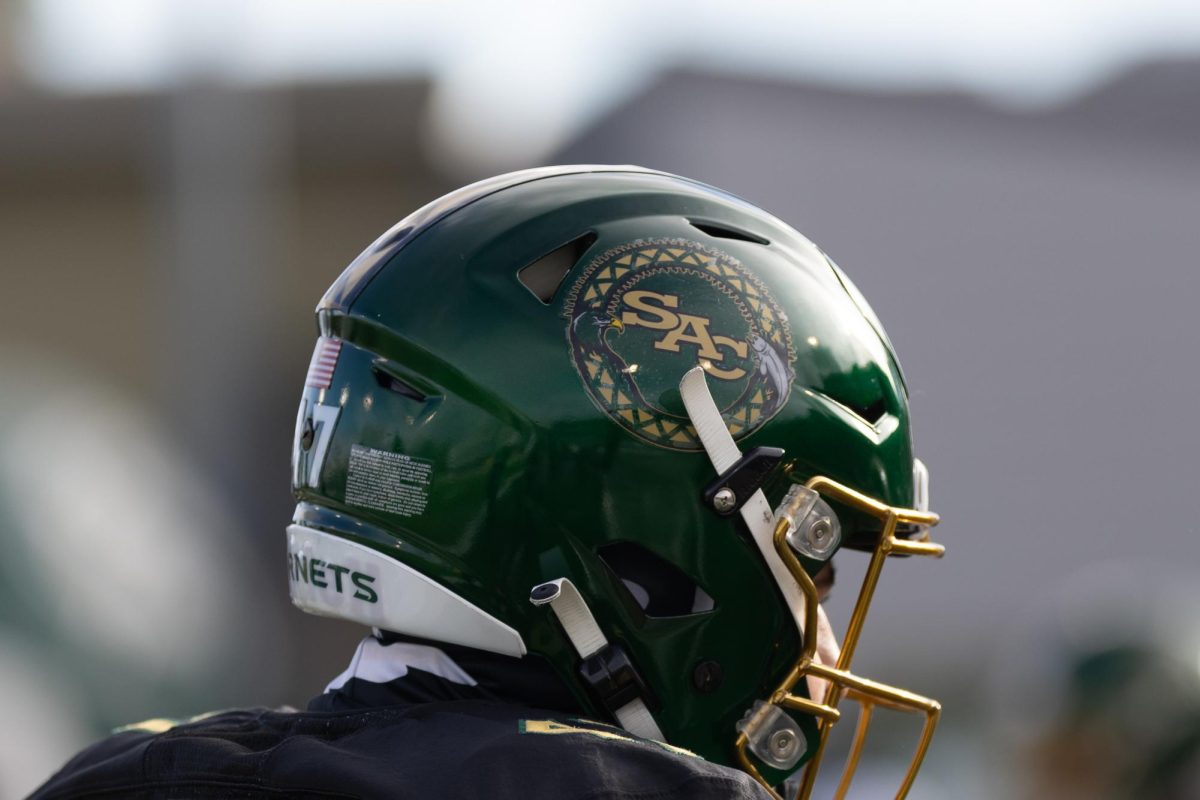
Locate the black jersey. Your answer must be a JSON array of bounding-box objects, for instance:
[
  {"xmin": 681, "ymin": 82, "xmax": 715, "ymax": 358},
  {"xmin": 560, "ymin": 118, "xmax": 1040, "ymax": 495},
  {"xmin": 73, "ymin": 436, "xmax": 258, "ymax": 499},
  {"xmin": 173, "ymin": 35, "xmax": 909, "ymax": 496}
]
[{"xmin": 31, "ymin": 637, "xmax": 771, "ymax": 799}]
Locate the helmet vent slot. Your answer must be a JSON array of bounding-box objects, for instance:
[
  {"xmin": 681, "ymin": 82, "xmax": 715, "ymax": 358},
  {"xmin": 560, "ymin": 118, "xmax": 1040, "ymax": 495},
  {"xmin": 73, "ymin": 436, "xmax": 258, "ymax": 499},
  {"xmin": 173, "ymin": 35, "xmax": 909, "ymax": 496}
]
[
  {"xmin": 815, "ymin": 387, "xmax": 888, "ymax": 425},
  {"xmin": 373, "ymin": 367, "xmax": 427, "ymax": 402},
  {"xmin": 518, "ymin": 232, "xmax": 597, "ymax": 304},
  {"xmin": 597, "ymin": 541, "xmax": 715, "ymax": 618},
  {"xmin": 688, "ymin": 219, "xmax": 770, "ymax": 246},
  {"xmin": 852, "ymin": 396, "xmax": 887, "ymax": 424}
]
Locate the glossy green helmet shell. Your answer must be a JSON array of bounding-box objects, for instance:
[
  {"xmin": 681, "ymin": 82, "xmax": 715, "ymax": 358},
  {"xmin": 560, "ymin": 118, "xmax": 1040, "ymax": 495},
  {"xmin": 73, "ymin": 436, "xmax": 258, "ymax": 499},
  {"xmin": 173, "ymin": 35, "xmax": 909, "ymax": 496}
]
[{"xmin": 288, "ymin": 166, "xmax": 920, "ymax": 778}]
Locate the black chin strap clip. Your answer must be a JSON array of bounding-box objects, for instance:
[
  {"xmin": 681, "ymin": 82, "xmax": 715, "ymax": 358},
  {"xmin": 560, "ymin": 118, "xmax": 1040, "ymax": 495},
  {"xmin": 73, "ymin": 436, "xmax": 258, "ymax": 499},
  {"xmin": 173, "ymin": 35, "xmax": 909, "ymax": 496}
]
[{"xmin": 701, "ymin": 446, "xmax": 785, "ymax": 517}]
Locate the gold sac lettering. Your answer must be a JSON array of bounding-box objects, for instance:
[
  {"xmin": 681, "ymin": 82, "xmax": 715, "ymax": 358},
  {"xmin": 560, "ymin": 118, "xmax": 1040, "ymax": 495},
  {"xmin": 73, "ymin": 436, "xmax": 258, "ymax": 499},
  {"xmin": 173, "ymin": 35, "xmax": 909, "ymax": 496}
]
[
  {"xmin": 620, "ymin": 290, "xmax": 748, "ymax": 380},
  {"xmin": 621, "ymin": 290, "xmax": 679, "ymax": 330}
]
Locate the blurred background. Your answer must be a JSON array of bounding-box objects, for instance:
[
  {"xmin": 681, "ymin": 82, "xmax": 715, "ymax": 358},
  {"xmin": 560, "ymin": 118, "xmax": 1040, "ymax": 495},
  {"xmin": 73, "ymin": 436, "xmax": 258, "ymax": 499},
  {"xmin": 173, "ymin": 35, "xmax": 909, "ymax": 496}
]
[{"xmin": 2, "ymin": 1, "xmax": 1199, "ymax": 797}]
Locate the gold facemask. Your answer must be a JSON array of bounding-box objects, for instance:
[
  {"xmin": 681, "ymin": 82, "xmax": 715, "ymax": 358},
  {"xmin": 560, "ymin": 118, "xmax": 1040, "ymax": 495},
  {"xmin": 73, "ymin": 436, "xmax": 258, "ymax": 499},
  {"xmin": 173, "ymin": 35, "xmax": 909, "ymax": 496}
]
[{"xmin": 734, "ymin": 474, "xmax": 945, "ymax": 800}]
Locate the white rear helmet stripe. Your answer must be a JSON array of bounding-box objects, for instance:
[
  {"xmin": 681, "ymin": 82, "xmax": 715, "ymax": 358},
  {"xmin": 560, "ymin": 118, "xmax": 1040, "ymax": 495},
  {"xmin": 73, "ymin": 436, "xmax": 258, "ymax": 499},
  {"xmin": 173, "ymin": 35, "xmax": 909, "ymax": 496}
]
[{"xmin": 287, "ymin": 524, "xmax": 526, "ymax": 657}]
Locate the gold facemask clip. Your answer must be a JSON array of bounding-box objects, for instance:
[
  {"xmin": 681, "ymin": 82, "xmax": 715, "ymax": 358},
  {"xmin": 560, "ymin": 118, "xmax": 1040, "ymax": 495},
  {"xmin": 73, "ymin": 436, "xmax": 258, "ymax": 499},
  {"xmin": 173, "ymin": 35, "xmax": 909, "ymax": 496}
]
[{"xmin": 734, "ymin": 475, "xmax": 944, "ymax": 800}]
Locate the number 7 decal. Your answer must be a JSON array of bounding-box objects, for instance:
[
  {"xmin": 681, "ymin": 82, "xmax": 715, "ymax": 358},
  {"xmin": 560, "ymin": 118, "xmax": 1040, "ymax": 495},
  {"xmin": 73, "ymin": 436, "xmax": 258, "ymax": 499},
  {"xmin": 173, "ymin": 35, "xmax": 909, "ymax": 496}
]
[{"xmin": 293, "ymin": 398, "xmax": 342, "ymax": 489}]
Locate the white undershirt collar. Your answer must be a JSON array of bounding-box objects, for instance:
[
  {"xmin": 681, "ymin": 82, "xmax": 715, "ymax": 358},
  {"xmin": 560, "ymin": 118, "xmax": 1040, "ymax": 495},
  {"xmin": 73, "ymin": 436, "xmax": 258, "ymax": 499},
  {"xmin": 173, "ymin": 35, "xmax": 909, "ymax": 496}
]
[{"xmin": 324, "ymin": 636, "xmax": 479, "ymax": 694}]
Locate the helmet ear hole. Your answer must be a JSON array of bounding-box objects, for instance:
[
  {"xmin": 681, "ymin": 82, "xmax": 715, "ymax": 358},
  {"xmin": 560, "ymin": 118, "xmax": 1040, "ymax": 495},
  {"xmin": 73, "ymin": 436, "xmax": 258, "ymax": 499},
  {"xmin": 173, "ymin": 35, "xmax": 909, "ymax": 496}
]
[
  {"xmin": 518, "ymin": 232, "xmax": 597, "ymax": 304},
  {"xmin": 597, "ymin": 541, "xmax": 715, "ymax": 618}
]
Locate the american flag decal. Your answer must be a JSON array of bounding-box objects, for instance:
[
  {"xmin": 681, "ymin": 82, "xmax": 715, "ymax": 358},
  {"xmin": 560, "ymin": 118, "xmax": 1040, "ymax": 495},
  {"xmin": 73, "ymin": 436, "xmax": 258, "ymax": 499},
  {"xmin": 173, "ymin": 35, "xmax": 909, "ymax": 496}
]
[{"xmin": 305, "ymin": 337, "xmax": 343, "ymax": 389}]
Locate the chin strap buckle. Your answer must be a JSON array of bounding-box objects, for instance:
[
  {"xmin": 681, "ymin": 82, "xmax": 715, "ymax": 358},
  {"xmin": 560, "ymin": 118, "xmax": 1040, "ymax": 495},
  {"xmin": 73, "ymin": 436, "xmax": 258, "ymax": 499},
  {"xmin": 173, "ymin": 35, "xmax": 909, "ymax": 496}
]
[
  {"xmin": 530, "ymin": 578, "xmax": 664, "ymax": 741},
  {"xmin": 579, "ymin": 643, "xmax": 659, "ymax": 716}
]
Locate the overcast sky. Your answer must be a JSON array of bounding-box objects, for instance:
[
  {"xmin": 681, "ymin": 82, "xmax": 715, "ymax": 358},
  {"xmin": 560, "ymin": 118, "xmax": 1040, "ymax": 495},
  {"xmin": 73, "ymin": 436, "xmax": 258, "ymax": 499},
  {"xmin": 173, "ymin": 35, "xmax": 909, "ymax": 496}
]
[{"xmin": 19, "ymin": 0, "xmax": 1200, "ymax": 172}]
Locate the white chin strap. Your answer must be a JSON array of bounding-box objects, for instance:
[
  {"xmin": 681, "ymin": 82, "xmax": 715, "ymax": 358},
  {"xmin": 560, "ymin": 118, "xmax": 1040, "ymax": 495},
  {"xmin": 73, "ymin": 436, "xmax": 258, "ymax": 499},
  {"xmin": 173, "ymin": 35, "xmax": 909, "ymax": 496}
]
[
  {"xmin": 679, "ymin": 367, "xmax": 808, "ymax": 639},
  {"xmin": 529, "ymin": 368, "xmax": 805, "ymax": 746},
  {"xmin": 530, "ymin": 578, "xmax": 665, "ymax": 742}
]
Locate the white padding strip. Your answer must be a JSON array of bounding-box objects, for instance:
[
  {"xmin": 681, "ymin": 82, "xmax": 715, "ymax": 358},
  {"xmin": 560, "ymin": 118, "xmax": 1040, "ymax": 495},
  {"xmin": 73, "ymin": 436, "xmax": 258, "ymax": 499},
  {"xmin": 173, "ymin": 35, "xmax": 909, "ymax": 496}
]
[
  {"xmin": 614, "ymin": 698, "xmax": 666, "ymax": 742},
  {"xmin": 913, "ymin": 458, "xmax": 930, "ymax": 512},
  {"xmin": 679, "ymin": 367, "xmax": 808, "ymax": 638},
  {"xmin": 530, "ymin": 578, "xmax": 607, "ymax": 658}
]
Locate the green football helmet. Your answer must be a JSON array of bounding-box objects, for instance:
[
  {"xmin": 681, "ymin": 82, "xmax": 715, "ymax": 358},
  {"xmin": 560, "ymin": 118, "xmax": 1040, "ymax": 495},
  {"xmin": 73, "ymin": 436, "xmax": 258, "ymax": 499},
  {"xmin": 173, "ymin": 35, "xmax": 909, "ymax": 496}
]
[{"xmin": 288, "ymin": 165, "xmax": 945, "ymax": 798}]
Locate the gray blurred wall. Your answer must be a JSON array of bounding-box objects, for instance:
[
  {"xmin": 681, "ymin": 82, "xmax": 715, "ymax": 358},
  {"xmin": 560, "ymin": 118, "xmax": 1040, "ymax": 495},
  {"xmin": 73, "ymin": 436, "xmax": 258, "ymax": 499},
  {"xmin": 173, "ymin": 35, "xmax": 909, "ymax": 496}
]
[{"xmin": 0, "ymin": 80, "xmax": 453, "ymax": 717}]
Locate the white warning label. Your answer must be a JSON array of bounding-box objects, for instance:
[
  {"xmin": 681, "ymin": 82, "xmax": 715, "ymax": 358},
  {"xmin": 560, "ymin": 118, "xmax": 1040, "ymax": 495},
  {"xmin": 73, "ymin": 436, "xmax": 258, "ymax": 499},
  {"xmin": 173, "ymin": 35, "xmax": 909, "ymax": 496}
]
[{"xmin": 345, "ymin": 445, "xmax": 433, "ymax": 518}]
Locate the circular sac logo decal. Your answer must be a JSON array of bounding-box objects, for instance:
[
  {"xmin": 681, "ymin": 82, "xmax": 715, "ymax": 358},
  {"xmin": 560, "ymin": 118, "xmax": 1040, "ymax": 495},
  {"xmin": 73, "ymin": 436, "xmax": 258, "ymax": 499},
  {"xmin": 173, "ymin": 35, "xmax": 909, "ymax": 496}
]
[{"xmin": 563, "ymin": 238, "xmax": 796, "ymax": 451}]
